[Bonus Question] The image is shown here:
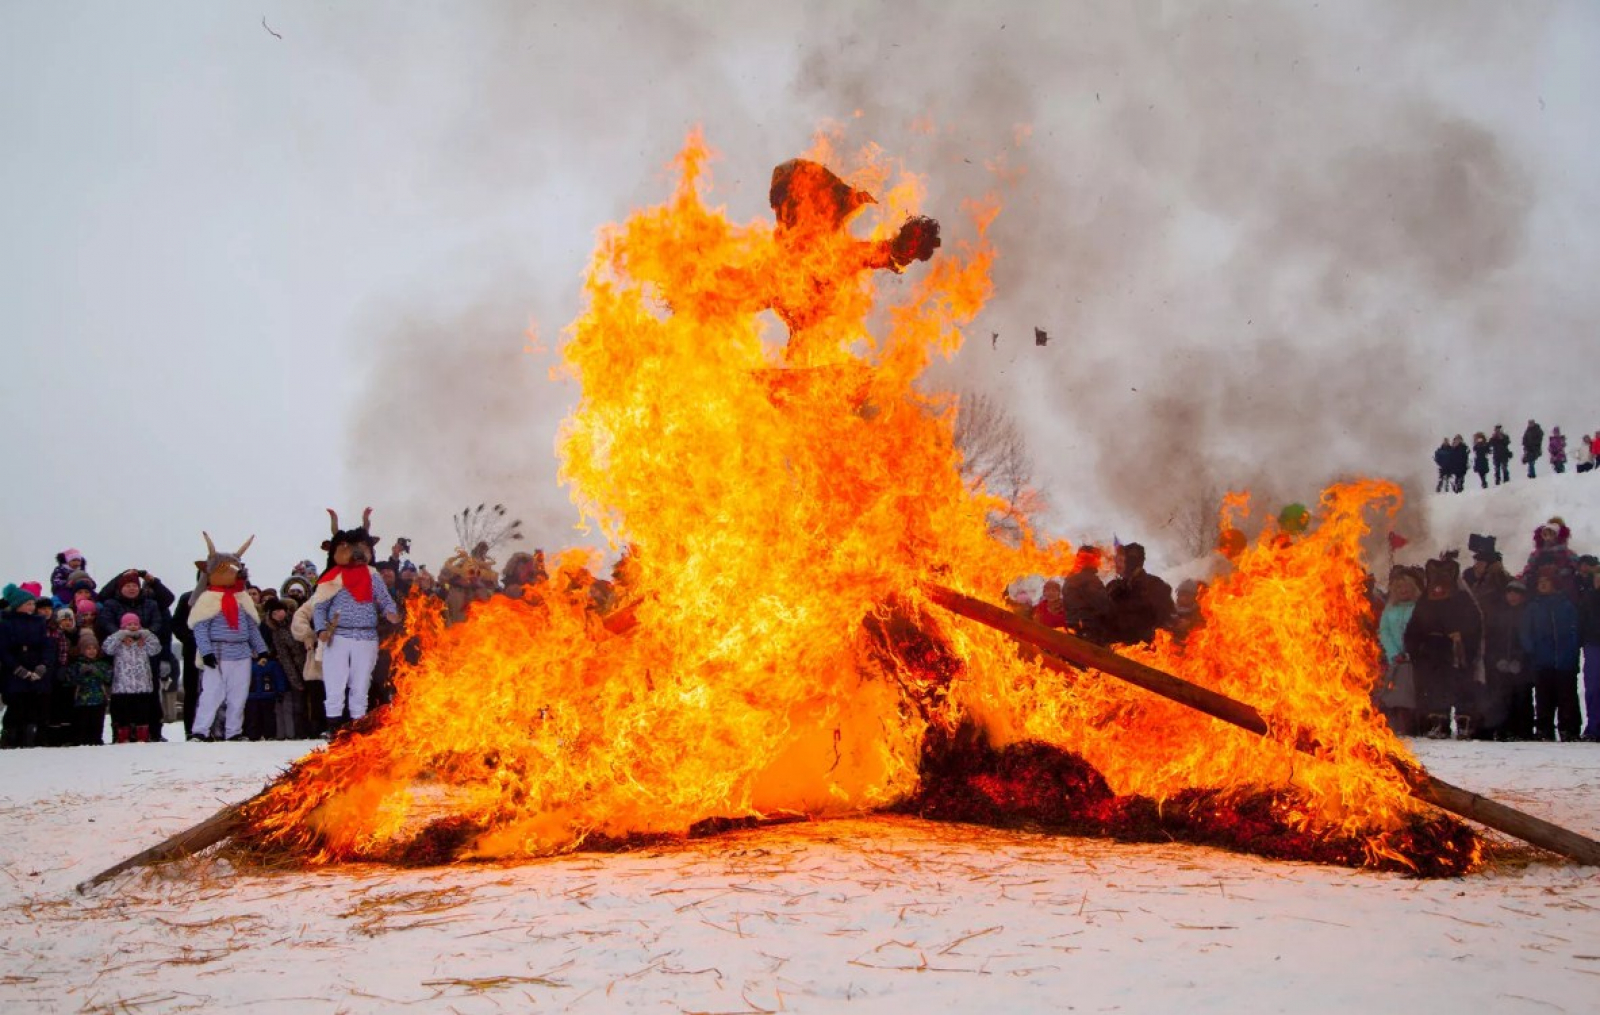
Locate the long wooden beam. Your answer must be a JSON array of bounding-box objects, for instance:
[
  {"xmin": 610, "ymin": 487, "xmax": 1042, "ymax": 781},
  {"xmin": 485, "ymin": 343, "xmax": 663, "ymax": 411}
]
[{"xmin": 923, "ymin": 581, "xmax": 1600, "ymax": 867}]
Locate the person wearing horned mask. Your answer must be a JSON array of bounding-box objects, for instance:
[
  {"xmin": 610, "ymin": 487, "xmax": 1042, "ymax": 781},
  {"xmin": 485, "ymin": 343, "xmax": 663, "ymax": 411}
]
[
  {"xmin": 188, "ymin": 534, "xmax": 269, "ymax": 742},
  {"xmin": 312, "ymin": 509, "xmax": 400, "ymax": 736}
]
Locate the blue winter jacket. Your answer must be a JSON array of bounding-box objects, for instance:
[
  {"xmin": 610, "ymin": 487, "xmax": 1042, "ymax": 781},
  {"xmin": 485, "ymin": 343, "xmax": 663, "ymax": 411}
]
[{"xmin": 1519, "ymin": 593, "xmax": 1581, "ymax": 671}]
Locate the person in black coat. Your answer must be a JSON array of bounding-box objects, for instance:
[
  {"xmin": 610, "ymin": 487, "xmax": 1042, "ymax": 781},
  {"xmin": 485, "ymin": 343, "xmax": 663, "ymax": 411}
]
[
  {"xmin": 1105, "ymin": 542, "xmax": 1176, "ymax": 645},
  {"xmin": 1522, "ymin": 419, "xmax": 1545, "ymax": 479},
  {"xmin": 1488, "ymin": 424, "xmax": 1513, "ymax": 485},
  {"xmin": 1579, "ymin": 563, "xmax": 1600, "ymax": 742},
  {"xmin": 1470, "ymin": 432, "xmax": 1492, "ymax": 490},
  {"xmin": 1432, "ymin": 438, "xmax": 1452, "ymax": 493},
  {"xmin": 0, "ymin": 589, "xmax": 56, "ymax": 748},
  {"xmin": 96, "ymin": 570, "xmax": 175, "ymax": 741},
  {"xmin": 1447, "ymin": 435, "xmax": 1470, "ymax": 493},
  {"xmin": 1404, "ymin": 556, "xmax": 1483, "ymax": 738},
  {"xmin": 1480, "ymin": 580, "xmax": 1533, "ymax": 739},
  {"xmin": 170, "ymin": 565, "xmax": 207, "ymax": 737}
]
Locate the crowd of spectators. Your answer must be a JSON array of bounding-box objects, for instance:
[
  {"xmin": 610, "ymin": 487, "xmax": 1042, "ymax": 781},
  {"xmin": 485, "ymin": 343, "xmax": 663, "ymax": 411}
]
[
  {"xmin": 4, "ymin": 514, "xmax": 1593, "ymax": 749},
  {"xmin": 0, "ymin": 541, "xmax": 594, "ymax": 748},
  {"xmin": 1372, "ymin": 518, "xmax": 1599, "ymax": 742},
  {"xmin": 1433, "ymin": 420, "xmax": 1600, "ymax": 493}
]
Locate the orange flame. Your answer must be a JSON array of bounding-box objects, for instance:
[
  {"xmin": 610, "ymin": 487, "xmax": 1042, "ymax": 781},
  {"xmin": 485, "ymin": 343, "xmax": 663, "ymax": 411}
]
[{"xmin": 240, "ymin": 133, "xmax": 1467, "ymax": 872}]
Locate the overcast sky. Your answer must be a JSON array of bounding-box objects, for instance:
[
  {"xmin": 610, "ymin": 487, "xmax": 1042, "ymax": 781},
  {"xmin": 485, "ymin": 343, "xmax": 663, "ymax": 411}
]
[{"xmin": 3, "ymin": 1, "xmax": 1597, "ymax": 591}]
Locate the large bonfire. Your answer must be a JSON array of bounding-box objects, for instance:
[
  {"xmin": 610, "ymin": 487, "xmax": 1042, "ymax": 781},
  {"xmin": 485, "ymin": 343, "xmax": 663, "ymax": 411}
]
[{"xmin": 235, "ymin": 133, "xmax": 1477, "ymax": 875}]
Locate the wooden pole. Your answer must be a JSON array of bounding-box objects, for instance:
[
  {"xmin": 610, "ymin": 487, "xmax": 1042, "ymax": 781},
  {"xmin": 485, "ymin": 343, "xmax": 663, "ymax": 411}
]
[
  {"xmin": 76, "ymin": 800, "xmax": 249, "ymax": 894},
  {"xmin": 924, "ymin": 581, "xmax": 1600, "ymax": 867}
]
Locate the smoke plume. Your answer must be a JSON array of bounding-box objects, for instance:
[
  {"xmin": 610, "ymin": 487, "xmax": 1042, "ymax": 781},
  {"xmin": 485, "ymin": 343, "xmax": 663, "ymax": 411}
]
[{"xmin": 341, "ymin": 1, "xmax": 1587, "ymax": 566}]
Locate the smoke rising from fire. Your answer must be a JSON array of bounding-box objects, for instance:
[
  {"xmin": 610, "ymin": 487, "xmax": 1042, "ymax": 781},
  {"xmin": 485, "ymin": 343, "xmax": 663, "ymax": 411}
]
[{"xmin": 343, "ymin": 1, "xmax": 1596, "ymax": 566}]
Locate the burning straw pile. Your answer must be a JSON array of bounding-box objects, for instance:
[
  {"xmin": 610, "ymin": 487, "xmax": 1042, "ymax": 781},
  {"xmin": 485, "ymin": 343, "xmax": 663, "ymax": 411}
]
[{"xmin": 84, "ymin": 133, "xmax": 1599, "ymax": 891}]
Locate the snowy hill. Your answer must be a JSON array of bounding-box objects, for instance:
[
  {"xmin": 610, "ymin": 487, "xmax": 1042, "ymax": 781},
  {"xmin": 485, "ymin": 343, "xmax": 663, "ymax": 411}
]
[{"xmin": 1408, "ymin": 469, "xmax": 1600, "ymax": 570}]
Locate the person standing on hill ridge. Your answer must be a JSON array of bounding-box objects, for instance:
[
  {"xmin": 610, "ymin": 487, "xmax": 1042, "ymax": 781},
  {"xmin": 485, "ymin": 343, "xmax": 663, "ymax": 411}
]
[
  {"xmin": 1489, "ymin": 424, "xmax": 1514, "ymax": 485},
  {"xmin": 1523, "ymin": 419, "xmax": 1545, "ymax": 479}
]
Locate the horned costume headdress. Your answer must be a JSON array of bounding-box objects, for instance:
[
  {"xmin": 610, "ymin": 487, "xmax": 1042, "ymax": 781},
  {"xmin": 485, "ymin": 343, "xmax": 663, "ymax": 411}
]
[{"xmin": 189, "ymin": 532, "xmax": 258, "ymax": 628}]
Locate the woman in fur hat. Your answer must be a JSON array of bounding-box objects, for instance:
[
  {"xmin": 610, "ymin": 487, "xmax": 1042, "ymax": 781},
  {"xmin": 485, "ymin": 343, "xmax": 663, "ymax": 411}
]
[{"xmin": 1520, "ymin": 518, "xmax": 1580, "ymax": 599}]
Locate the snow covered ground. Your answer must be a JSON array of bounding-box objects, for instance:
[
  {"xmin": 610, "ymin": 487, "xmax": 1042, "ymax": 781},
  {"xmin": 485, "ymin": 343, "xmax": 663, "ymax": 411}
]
[{"xmin": 1, "ymin": 733, "xmax": 1597, "ymax": 1014}]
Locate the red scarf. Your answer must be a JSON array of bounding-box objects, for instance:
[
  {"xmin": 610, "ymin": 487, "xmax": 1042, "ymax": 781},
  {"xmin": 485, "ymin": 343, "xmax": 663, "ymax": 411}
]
[
  {"xmin": 208, "ymin": 584, "xmax": 242, "ymax": 629},
  {"xmin": 319, "ymin": 564, "xmax": 373, "ymax": 603}
]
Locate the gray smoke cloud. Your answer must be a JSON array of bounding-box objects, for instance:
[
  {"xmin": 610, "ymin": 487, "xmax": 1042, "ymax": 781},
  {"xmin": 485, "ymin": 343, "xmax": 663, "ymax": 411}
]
[{"xmin": 339, "ymin": 0, "xmax": 1593, "ymax": 568}]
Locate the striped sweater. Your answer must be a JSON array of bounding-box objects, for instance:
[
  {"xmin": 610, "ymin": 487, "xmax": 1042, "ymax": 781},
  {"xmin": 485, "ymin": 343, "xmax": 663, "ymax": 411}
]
[
  {"xmin": 313, "ymin": 578, "xmax": 398, "ymax": 643},
  {"xmin": 194, "ymin": 611, "xmax": 268, "ymax": 662}
]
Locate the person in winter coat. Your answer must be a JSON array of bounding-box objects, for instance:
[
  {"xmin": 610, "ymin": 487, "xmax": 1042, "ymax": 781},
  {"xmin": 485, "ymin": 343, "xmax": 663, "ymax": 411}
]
[
  {"xmin": 1376, "ymin": 568, "xmax": 1422, "ymax": 736},
  {"xmin": 1521, "ymin": 569, "xmax": 1582, "ymax": 741},
  {"xmin": 1577, "ymin": 435, "xmax": 1595, "ymax": 475},
  {"xmin": 1060, "ymin": 547, "xmax": 1114, "ymax": 645},
  {"xmin": 1471, "ymin": 433, "xmax": 1492, "ymax": 489},
  {"xmin": 262, "ymin": 598, "xmax": 307, "ymax": 739},
  {"xmin": 1463, "ymin": 542, "xmax": 1511, "ymax": 613},
  {"xmin": 1489, "ymin": 425, "xmax": 1514, "ymax": 485},
  {"xmin": 68, "ymin": 633, "xmax": 113, "ymax": 746},
  {"xmin": 1481, "ymin": 580, "xmax": 1533, "ymax": 740},
  {"xmin": 50, "ymin": 549, "xmax": 88, "ymax": 605},
  {"xmin": 243, "ymin": 657, "xmax": 287, "ymax": 741},
  {"xmin": 1033, "ymin": 580, "xmax": 1068, "ymax": 629},
  {"xmin": 1578, "ymin": 565, "xmax": 1600, "ymax": 741},
  {"xmin": 1171, "ymin": 579, "xmax": 1207, "ymax": 644},
  {"xmin": 0, "ymin": 585, "xmax": 55, "ymax": 748},
  {"xmin": 1548, "ymin": 427, "xmax": 1569, "ymax": 474},
  {"xmin": 1404, "ymin": 556, "xmax": 1483, "ymax": 739},
  {"xmin": 1433, "ymin": 438, "xmax": 1453, "ymax": 494},
  {"xmin": 1522, "ymin": 419, "xmax": 1544, "ymax": 478},
  {"xmin": 290, "ymin": 596, "xmax": 326, "ymax": 738},
  {"xmin": 96, "ymin": 570, "xmax": 174, "ymax": 739},
  {"xmin": 1448, "ymin": 435, "xmax": 1470, "ymax": 493},
  {"xmin": 41, "ymin": 607, "xmax": 79, "ymax": 746},
  {"xmin": 1520, "ymin": 518, "xmax": 1581, "ymax": 600},
  {"xmin": 101, "ymin": 613, "xmax": 161, "ymax": 743},
  {"xmin": 1105, "ymin": 542, "xmax": 1176, "ymax": 645}
]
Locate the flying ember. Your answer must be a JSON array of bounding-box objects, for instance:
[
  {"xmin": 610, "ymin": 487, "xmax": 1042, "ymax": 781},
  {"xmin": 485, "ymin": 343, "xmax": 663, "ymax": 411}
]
[{"xmin": 233, "ymin": 132, "xmax": 1478, "ymax": 875}]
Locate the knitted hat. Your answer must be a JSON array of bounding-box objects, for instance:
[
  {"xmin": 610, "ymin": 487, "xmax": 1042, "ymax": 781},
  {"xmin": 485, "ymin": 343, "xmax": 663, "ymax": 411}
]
[
  {"xmin": 58, "ymin": 548, "xmax": 85, "ymax": 565},
  {"xmin": 78, "ymin": 629, "xmax": 100, "ymax": 653},
  {"xmin": 76, "ymin": 598, "xmax": 99, "ymax": 616},
  {"xmin": 1506, "ymin": 579, "xmax": 1527, "ymax": 593},
  {"xmin": 67, "ymin": 569, "xmax": 94, "ymax": 590},
  {"xmin": 2, "ymin": 584, "xmax": 33, "ymax": 610},
  {"xmin": 120, "ymin": 613, "xmax": 140, "ymax": 629},
  {"xmin": 54, "ymin": 607, "xmax": 74, "ymax": 624},
  {"xmin": 19, "ymin": 581, "xmax": 43, "ymax": 599}
]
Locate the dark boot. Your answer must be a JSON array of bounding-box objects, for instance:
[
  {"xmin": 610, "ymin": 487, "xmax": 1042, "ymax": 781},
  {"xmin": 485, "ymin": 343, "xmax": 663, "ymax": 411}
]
[
  {"xmin": 134, "ymin": 725, "xmax": 150, "ymax": 743},
  {"xmin": 114, "ymin": 726, "xmax": 131, "ymax": 744}
]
